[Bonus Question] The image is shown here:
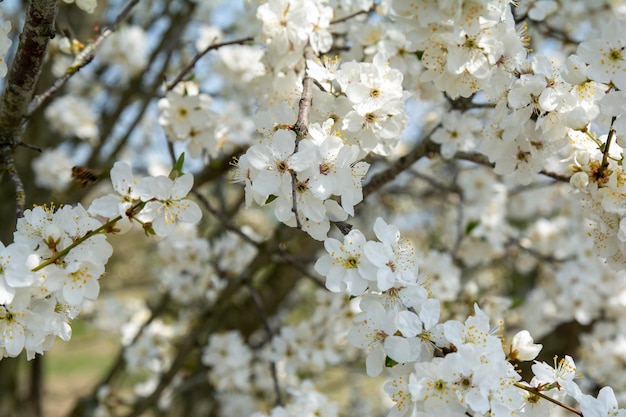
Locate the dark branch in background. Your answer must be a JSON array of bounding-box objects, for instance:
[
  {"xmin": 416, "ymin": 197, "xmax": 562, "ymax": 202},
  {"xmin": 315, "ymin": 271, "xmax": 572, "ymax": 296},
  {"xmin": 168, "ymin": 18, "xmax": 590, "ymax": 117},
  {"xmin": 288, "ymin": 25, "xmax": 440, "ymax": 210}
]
[
  {"xmin": 191, "ymin": 189, "xmax": 260, "ymax": 248},
  {"xmin": 27, "ymin": 0, "xmax": 142, "ymax": 117},
  {"xmin": 364, "ymin": 116, "xmax": 570, "ymax": 202},
  {"xmin": 96, "ymin": 8, "xmax": 194, "ymax": 168},
  {"xmin": 450, "ymin": 147, "xmax": 571, "ymax": 183},
  {"xmin": 275, "ymin": 249, "xmax": 326, "ymax": 288},
  {"xmin": 122, "ymin": 231, "xmax": 286, "ymax": 417},
  {"xmin": 65, "ymin": 294, "xmax": 172, "ymax": 417},
  {"xmin": 245, "ymin": 282, "xmax": 284, "ymax": 407},
  {"xmin": 166, "ymin": 36, "xmax": 254, "ymax": 91}
]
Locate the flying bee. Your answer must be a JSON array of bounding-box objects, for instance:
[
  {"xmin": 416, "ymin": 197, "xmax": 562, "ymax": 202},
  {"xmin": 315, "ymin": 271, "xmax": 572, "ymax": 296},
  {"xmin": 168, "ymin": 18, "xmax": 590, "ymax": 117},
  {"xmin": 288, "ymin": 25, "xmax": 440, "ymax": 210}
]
[{"xmin": 71, "ymin": 166, "xmax": 99, "ymax": 187}]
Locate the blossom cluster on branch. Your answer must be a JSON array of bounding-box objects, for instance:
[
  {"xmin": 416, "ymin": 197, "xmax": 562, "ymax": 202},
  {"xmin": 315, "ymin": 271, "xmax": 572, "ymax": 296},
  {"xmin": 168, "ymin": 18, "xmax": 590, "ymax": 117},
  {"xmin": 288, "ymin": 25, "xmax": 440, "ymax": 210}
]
[{"xmin": 1, "ymin": 0, "xmax": 626, "ymax": 416}]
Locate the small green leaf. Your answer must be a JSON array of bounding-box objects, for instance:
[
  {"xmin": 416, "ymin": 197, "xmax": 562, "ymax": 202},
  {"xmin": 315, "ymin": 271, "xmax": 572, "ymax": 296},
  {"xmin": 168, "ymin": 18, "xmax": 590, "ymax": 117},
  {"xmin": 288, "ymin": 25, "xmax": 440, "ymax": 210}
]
[
  {"xmin": 416, "ymin": 50, "xmax": 424, "ymax": 60},
  {"xmin": 169, "ymin": 153, "xmax": 185, "ymax": 180},
  {"xmin": 264, "ymin": 194, "xmax": 278, "ymax": 204},
  {"xmin": 385, "ymin": 356, "xmax": 398, "ymax": 368},
  {"xmin": 465, "ymin": 220, "xmax": 480, "ymax": 235}
]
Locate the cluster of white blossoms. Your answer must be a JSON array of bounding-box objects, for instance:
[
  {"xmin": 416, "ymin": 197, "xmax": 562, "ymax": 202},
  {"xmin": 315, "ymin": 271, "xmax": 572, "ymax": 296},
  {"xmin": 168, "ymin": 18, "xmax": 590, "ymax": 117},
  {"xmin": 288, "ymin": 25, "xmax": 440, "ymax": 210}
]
[
  {"xmin": 88, "ymin": 161, "xmax": 202, "ymax": 237},
  {"xmin": 256, "ymin": 0, "xmax": 333, "ymax": 69},
  {"xmin": 158, "ymin": 82, "xmax": 218, "ymax": 159},
  {"xmin": 0, "ymin": 161, "xmax": 201, "ymax": 359},
  {"xmin": 200, "ymin": 288, "xmax": 357, "ymax": 417},
  {"xmin": 562, "ymin": 19, "xmax": 626, "ymax": 269},
  {"xmin": 0, "ymin": 204, "xmax": 109, "ymax": 359},
  {"xmin": 218, "ymin": 0, "xmax": 626, "ymax": 414},
  {"xmin": 235, "ymin": 119, "xmax": 369, "ymax": 240},
  {"xmin": 233, "ymin": 47, "xmax": 413, "ymax": 239},
  {"xmin": 5, "ymin": 0, "xmax": 626, "ymax": 414},
  {"xmin": 313, "ymin": 216, "xmax": 626, "ymax": 417}
]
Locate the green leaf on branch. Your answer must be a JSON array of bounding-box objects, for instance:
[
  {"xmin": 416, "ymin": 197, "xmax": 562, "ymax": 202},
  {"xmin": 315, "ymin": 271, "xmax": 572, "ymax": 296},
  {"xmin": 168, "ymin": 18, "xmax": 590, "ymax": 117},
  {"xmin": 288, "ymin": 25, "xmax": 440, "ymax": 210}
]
[
  {"xmin": 385, "ymin": 356, "xmax": 398, "ymax": 368},
  {"xmin": 169, "ymin": 153, "xmax": 186, "ymax": 180},
  {"xmin": 265, "ymin": 194, "xmax": 278, "ymax": 204},
  {"xmin": 465, "ymin": 220, "xmax": 480, "ymax": 235}
]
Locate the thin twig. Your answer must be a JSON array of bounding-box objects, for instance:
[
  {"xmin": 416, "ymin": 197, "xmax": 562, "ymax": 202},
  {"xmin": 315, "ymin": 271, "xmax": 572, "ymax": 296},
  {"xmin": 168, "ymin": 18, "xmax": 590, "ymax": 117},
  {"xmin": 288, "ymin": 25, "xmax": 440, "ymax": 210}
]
[
  {"xmin": 245, "ymin": 282, "xmax": 283, "ymax": 407},
  {"xmin": 513, "ymin": 382, "xmax": 583, "ymax": 417},
  {"xmin": 27, "ymin": 0, "xmax": 142, "ymax": 117},
  {"xmin": 190, "ymin": 189, "xmax": 260, "ymax": 247},
  {"xmin": 165, "ymin": 36, "xmax": 254, "ymax": 91},
  {"xmin": 275, "ymin": 250, "xmax": 326, "ymax": 288},
  {"xmin": 3, "ymin": 153, "xmax": 26, "ymax": 217},
  {"xmin": 330, "ymin": 6, "xmax": 375, "ymax": 25}
]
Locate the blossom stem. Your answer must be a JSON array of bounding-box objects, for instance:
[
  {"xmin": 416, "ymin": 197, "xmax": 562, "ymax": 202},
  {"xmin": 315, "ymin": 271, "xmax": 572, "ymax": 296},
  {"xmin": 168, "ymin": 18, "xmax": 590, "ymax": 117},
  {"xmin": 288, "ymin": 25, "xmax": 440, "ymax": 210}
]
[
  {"xmin": 31, "ymin": 201, "xmax": 145, "ymax": 272},
  {"xmin": 513, "ymin": 382, "xmax": 583, "ymax": 416},
  {"xmin": 166, "ymin": 36, "xmax": 254, "ymax": 92},
  {"xmin": 290, "ymin": 44, "xmax": 317, "ymax": 230},
  {"xmin": 330, "ymin": 5, "xmax": 376, "ymax": 25},
  {"xmin": 597, "ymin": 116, "xmax": 617, "ymax": 180}
]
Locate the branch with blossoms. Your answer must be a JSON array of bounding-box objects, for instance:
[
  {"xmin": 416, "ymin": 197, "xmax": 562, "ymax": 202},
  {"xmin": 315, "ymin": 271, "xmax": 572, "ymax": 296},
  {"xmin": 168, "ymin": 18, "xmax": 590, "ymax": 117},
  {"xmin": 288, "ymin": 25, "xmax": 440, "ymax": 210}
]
[
  {"xmin": 3, "ymin": 0, "xmax": 626, "ymax": 416},
  {"xmin": 0, "ymin": 0, "xmax": 56, "ymax": 219}
]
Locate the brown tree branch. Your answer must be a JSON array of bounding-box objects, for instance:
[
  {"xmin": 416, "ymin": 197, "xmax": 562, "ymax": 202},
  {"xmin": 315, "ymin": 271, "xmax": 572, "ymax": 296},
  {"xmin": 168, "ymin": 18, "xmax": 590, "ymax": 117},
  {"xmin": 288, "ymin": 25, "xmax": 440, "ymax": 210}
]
[
  {"xmin": 289, "ymin": 45, "xmax": 317, "ymax": 229},
  {"xmin": 363, "ymin": 125, "xmax": 440, "ymax": 198},
  {"xmin": 0, "ymin": 0, "xmax": 57, "ymax": 147},
  {"xmin": 27, "ymin": 0, "xmax": 142, "ymax": 118}
]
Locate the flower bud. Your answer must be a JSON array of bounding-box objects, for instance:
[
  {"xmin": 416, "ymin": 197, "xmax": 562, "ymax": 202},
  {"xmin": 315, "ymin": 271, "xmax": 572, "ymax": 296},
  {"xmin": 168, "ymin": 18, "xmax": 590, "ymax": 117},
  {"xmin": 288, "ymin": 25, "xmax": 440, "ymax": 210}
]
[{"xmin": 510, "ymin": 330, "xmax": 542, "ymax": 361}]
